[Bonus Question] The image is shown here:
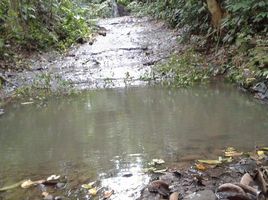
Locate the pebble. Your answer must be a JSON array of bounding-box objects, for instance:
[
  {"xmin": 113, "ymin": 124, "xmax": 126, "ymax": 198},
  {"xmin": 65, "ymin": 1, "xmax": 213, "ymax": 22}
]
[
  {"xmin": 55, "ymin": 196, "xmax": 65, "ymax": 200},
  {"xmin": 43, "ymin": 195, "xmax": 53, "ymax": 200},
  {"xmin": 169, "ymin": 192, "xmax": 180, "ymax": 200},
  {"xmin": 56, "ymin": 182, "xmax": 65, "ymax": 189},
  {"xmin": 184, "ymin": 190, "xmax": 216, "ymax": 200}
]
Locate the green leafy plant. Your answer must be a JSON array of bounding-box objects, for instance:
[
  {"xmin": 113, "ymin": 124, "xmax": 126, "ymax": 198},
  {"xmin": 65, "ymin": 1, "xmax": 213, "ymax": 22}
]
[{"xmin": 156, "ymin": 49, "xmax": 211, "ymax": 87}]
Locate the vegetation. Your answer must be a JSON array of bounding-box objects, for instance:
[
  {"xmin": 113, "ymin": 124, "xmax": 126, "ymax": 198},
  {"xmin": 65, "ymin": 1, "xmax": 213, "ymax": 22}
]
[
  {"xmin": 0, "ymin": 0, "xmax": 90, "ymax": 56},
  {"xmin": 0, "ymin": 0, "xmax": 119, "ymax": 65},
  {"xmin": 156, "ymin": 49, "xmax": 211, "ymax": 87},
  {"xmin": 127, "ymin": 0, "xmax": 268, "ymax": 89}
]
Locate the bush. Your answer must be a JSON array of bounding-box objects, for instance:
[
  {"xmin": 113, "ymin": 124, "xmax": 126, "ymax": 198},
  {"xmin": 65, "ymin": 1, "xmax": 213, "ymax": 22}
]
[{"xmin": 0, "ymin": 0, "xmax": 90, "ymax": 57}]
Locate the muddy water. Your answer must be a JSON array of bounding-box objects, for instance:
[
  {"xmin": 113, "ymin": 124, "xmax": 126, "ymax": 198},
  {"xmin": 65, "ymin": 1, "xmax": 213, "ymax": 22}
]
[{"xmin": 1, "ymin": 85, "xmax": 268, "ymax": 199}]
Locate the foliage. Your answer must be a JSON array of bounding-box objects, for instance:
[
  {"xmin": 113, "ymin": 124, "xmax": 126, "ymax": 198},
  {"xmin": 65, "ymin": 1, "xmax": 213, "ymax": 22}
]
[
  {"xmin": 156, "ymin": 49, "xmax": 211, "ymax": 87},
  {"xmin": 82, "ymin": 1, "xmax": 114, "ymax": 19},
  {"xmin": 0, "ymin": 0, "xmax": 91, "ymax": 60},
  {"xmin": 225, "ymin": 37, "xmax": 268, "ymax": 87},
  {"xmin": 128, "ymin": 0, "xmax": 209, "ymax": 32},
  {"xmin": 221, "ymin": 0, "xmax": 268, "ymax": 43},
  {"xmin": 128, "ymin": 0, "xmax": 268, "ymax": 42}
]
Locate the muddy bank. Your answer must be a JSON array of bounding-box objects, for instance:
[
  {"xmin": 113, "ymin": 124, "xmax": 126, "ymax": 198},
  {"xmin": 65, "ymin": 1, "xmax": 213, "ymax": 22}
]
[
  {"xmin": 0, "ymin": 16, "xmax": 181, "ymax": 99},
  {"xmin": 1, "ymin": 148, "xmax": 267, "ymax": 200},
  {"xmin": 138, "ymin": 147, "xmax": 268, "ymax": 200}
]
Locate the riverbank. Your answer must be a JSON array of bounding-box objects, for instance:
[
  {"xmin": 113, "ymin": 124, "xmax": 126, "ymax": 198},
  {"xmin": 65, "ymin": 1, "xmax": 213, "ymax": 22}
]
[
  {"xmin": 0, "ymin": 145, "xmax": 267, "ymax": 200},
  {"xmin": 139, "ymin": 147, "xmax": 268, "ymax": 200},
  {"xmin": 152, "ymin": 35, "xmax": 268, "ymax": 103}
]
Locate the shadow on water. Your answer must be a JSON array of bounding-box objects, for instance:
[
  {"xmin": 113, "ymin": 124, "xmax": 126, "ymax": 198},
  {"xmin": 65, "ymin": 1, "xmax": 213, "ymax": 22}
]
[{"xmin": 0, "ymin": 84, "xmax": 268, "ymax": 198}]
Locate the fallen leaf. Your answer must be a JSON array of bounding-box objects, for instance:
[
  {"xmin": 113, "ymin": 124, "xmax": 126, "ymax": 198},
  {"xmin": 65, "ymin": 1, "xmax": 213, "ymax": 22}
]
[
  {"xmin": 149, "ymin": 159, "xmax": 165, "ymax": 166},
  {"xmin": 218, "ymin": 156, "xmax": 233, "ymax": 163},
  {"xmin": 42, "ymin": 192, "xmax": 49, "ymax": 197},
  {"xmin": 21, "ymin": 179, "xmax": 45, "ymax": 189},
  {"xmin": 224, "ymin": 147, "xmax": 243, "ymax": 157},
  {"xmin": 197, "ymin": 159, "xmax": 221, "ymax": 165},
  {"xmin": 21, "ymin": 102, "xmax": 34, "ymax": 105},
  {"xmin": 81, "ymin": 182, "xmax": 95, "ymax": 189},
  {"xmin": 47, "ymin": 175, "xmax": 60, "ymax": 181},
  {"xmin": 152, "ymin": 159, "xmax": 165, "ymax": 164},
  {"xmin": 21, "ymin": 180, "xmax": 34, "ymax": 189},
  {"xmin": 89, "ymin": 188, "xmax": 98, "ymax": 196},
  {"xmin": 195, "ymin": 163, "xmax": 207, "ymax": 171},
  {"xmin": 104, "ymin": 190, "xmax": 114, "ymax": 199},
  {"xmin": 225, "ymin": 151, "xmax": 243, "ymax": 157},
  {"xmin": 257, "ymin": 150, "xmax": 266, "ymax": 160},
  {"xmin": 260, "ymin": 147, "xmax": 268, "ymax": 151},
  {"xmin": 0, "ymin": 180, "xmax": 25, "ymax": 192},
  {"xmin": 154, "ymin": 168, "xmax": 168, "ymax": 173}
]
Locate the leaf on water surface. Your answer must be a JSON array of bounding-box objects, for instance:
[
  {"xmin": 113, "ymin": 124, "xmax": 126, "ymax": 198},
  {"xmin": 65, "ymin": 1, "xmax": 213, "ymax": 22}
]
[
  {"xmin": 21, "ymin": 101, "xmax": 34, "ymax": 105},
  {"xmin": 81, "ymin": 181, "xmax": 95, "ymax": 189},
  {"xmin": 47, "ymin": 175, "xmax": 60, "ymax": 181},
  {"xmin": 88, "ymin": 188, "xmax": 98, "ymax": 196},
  {"xmin": 143, "ymin": 167, "xmax": 157, "ymax": 173},
  {"xmin": 0, "ymin": 180, "xmax": 26, "ymax": 192},
  {"xmin": 21, "ymin": 179, "xmax": 45, "ymax": 188},
  {"xmin": 224, "ymin": 147, "xmax": 243, "ymax": 157},
  {"xmin": 260, "ymin": 147, "xmax": 268, "ymax": 151},
  {"xmin": 154, "ymin": 168, "xmax": 168, "ymax": 173},
  {"xmin": 149, "ymin": 159, "xmax": 165, "ymax": 166},
  {"xmin": 143, "ymin": 167, "xmax": 167, "ymax": 173}
]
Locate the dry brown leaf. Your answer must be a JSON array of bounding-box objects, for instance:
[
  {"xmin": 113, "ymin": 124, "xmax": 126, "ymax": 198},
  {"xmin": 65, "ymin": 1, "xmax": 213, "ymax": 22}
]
[
  {"xmin": 104, "ymin": 190, "xmax": 114, "ymax": 199},
  {"xmin": 195, "ymin": 163, "xmax": 207, "ymax": 171}
]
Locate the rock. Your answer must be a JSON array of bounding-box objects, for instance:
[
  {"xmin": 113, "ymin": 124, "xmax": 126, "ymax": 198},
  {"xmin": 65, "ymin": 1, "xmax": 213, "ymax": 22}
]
[
  {"xmin": 169, "ymin": 192, "xmax": 180, "ymax": 200},
  {"xmin": 184, "ymin": 190, "xmax": 216, "ymax": 200},
  {"xmin": 215, "ymin": 183, "xmax": 253, "ymax": 200},
  {"xmin": 148, "ymin": 180, "xmax": 170, "ymax": 197},
  {"xmin": 252, "ymin": 82, "xmax": 267, "ymax": 94},
  {"xmin": 55, "ymin": 196, "xmax": 65, "ymax": 200},
  {"xmin": 0, "ymin": 109, "xmax": 4, "ymax": 116},
  {"xmin": 56, "ymin": 182, "xmax": 65, "ymax": 189},
  {"xmin": 43, "ymin": 194, "xmax": 53, "ymax": 200},
  {"xmin": 122, "ymin": 172, "xmax": 133, "ymax": 177}
]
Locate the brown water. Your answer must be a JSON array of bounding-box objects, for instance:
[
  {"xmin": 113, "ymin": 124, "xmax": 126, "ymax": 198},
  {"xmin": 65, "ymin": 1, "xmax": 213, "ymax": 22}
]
[{"xmin": 0, "ymin": 85, "xmax": 268, "ymax": 199}]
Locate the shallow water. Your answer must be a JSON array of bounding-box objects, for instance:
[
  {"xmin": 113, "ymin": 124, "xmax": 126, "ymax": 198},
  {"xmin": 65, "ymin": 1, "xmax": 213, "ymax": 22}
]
[{"xmin": 0, "ymin": 85, "xmax": 268, "ymax": 199}]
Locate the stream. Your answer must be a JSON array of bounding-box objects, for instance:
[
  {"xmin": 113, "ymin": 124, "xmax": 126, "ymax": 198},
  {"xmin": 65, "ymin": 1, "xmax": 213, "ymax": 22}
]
[
  {"xmin": 1, "ymin": 85, "xmax": 268, "ymax": 199},
  {"xmin": 0, "ymin": 16, "xmax": 268, "ymax": 200}
]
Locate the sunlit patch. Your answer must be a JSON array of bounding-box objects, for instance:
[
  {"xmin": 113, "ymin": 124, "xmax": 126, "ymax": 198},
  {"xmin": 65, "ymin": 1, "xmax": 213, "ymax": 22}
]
[{"xmin": 100, "ymin": 154, "xmax": 150, "ymax": 199}]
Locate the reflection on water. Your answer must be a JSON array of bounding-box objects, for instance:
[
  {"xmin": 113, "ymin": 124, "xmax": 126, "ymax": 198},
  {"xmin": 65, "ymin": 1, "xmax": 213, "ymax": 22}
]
[{"xmin": 0, "ymin": 85, "xmax": 268, "ymax": 198}]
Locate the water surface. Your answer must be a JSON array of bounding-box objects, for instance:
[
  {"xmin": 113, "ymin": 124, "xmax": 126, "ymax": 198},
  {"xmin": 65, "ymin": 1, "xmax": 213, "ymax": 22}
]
[{"xmin": 0, "ymin": 85, "xmax": 268, "ymax": 199}]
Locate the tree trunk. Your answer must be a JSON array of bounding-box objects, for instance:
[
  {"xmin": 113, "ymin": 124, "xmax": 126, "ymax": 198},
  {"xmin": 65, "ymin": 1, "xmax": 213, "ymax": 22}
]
[{"xmin": 206, "ymin": 0, "xmax": 223, "ymax": 28}]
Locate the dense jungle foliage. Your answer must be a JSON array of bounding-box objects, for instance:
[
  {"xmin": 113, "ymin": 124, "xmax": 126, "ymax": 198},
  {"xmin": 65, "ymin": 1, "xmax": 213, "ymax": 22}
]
[
  {"xmin": 0, "ymin": 0, "xmax": 118, "ymax": 62},
  {"xmin": 126, "ymin": 0, "xmax": 268, "ymax": 88},
  {"xmin": 127, "ymin": 0, "xmax": 268, "ymax": 42}
]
